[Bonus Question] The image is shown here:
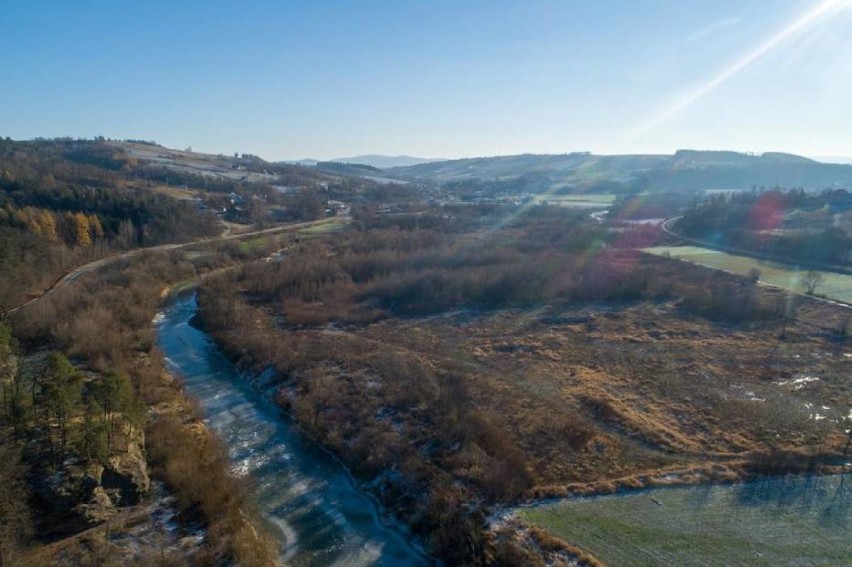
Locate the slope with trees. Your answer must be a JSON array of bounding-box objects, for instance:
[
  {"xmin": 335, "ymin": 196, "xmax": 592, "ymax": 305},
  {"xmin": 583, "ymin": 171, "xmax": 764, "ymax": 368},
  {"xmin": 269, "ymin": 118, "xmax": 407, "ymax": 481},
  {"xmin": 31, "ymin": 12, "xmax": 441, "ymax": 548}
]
[
  {"xmin": 387, "ymin": 150, "xmax": 852, "ymax": 194},
  {"xmin": 675, "ymin": 188, "xmax": 851, "ymax": 270}
]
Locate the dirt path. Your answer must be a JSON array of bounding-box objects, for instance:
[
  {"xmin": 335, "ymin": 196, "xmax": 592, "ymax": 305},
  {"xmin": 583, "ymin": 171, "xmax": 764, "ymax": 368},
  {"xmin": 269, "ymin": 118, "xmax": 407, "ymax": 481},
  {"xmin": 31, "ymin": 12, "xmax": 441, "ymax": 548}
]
[
  {"xmin": 25, "ymin": 504, "xmax": 153, "ymax": 562},
  {"xmin": 7, "ymin": 217, "xmax": 347, "ymax": 316}
]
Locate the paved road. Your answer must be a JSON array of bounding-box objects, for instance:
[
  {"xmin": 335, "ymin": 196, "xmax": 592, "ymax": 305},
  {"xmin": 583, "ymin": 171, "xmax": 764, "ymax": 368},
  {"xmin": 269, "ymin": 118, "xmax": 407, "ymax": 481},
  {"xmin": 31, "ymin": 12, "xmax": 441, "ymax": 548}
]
[
  {"xmin": 6, "ymin": 217, "xmax": 346, "ymax": 316},
  {"xmin": 660, "ymin": 215, "xmax": 683, "ymax": 239}
]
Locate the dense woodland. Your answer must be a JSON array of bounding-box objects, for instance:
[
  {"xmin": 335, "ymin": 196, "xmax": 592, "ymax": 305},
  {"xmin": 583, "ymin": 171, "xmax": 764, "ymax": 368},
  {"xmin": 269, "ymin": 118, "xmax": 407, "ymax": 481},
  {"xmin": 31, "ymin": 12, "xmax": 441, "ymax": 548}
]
[
  {"xmin": 0, "ymin": 137, "xmax": 388, "ymax": 312},
  {"xmin": 0, "ymin": 139, "xmax": 222, "ymax": 312},
  {"xmin": 211, "ymin": 205, "xmax": 782, "ymax": 327}
]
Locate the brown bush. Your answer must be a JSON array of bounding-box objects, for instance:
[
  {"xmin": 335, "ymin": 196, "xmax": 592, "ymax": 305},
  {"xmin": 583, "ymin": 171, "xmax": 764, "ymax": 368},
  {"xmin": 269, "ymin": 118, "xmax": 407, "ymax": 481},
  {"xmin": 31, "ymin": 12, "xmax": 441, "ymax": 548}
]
[{"xmin": 146, "ymin": 414, "xmax": 276, "ymax": 566}]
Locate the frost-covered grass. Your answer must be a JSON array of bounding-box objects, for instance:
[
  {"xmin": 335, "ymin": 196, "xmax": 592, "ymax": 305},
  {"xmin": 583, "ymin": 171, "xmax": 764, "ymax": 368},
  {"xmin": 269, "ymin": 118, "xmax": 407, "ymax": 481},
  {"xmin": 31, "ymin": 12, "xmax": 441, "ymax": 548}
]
[
  {"xmin": 643, "ymin": 246, "xmax": 852, "ymax": 304},
  {"xmin": 522, "ymin": 474, "xmax": 851, "ymax": 567}
]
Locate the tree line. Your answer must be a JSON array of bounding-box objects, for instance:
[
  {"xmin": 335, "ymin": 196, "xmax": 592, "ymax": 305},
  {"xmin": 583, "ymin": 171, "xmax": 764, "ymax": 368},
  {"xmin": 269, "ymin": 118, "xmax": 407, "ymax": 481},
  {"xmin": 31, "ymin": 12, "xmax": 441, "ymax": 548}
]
[{"xmin": 677, "ymin": 188, "xmax": 851, "ymax": 268}]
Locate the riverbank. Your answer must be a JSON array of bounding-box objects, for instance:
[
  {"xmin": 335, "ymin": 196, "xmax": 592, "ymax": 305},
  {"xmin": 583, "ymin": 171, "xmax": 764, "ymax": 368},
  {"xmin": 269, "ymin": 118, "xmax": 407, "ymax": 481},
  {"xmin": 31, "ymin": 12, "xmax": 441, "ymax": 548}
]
[
  {"xmin": 155, "ymin": 293, "xmax": 433, "ymax": 566},
  {"xmin": 6, "ymin": 247, "xmax": 280, "ymax": 566}
]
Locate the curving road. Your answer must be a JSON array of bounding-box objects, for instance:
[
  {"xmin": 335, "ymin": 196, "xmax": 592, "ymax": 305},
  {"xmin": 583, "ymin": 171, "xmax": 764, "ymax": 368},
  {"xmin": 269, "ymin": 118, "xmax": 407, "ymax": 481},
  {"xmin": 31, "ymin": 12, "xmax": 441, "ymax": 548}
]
[{"xmin": 6, "ymin": 217, "xmax": 347, "ymax": 316}]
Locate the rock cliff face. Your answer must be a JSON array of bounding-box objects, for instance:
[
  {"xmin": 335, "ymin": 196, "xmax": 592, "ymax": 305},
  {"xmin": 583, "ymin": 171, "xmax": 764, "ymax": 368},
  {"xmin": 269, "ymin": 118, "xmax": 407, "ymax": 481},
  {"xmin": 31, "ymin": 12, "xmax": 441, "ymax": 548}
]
[
  {"xmin": 103, "ymin": 438, "xmax": 151, "ymax": 506},
  {"xmin": 34, "ymin": 432, "xmax": 150, "ymax": 535}
]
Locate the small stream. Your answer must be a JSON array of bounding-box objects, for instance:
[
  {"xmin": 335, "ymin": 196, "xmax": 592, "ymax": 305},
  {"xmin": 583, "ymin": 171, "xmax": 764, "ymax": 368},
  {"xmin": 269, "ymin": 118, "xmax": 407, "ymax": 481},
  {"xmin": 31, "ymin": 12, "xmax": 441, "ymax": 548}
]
[{"xmin": 155, "ymin": 293, "xmax": 433, "ymax": 566}]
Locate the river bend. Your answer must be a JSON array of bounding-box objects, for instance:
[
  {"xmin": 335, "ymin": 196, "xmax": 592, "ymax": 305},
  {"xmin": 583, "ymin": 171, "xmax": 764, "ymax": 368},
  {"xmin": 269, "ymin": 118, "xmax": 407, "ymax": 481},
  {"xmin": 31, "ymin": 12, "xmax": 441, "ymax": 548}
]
[{"xmin": 155, "ymin": 294, "xmax": 431, "ymax": 566}]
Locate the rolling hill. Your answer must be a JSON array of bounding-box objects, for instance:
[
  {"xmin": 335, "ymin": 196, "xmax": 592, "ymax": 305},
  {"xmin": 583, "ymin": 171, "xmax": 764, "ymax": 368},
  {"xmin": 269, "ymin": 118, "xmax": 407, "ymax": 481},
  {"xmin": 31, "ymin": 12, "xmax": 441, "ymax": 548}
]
[
  {"xmin": 386, "ymin": 150, "xmax": 852, "ymax": 192},
  {"xmin": 330, "ymin": 154, "xmax": 445, "ymax": 168}
]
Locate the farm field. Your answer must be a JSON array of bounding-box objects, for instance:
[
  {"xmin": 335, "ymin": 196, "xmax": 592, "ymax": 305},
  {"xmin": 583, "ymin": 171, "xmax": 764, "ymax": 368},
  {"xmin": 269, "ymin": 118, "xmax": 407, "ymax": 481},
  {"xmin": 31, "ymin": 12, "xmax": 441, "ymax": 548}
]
[
  {"xmin": 522, "ymin": 474, "xmax": 851, "ymax": 567},
  {"xmin": 643, "ymin": 245, "xmax": 852, "ymax": 304},
  {"xmin": 296, "ymin": 217, "xmax": 348, "ymax": 235}
]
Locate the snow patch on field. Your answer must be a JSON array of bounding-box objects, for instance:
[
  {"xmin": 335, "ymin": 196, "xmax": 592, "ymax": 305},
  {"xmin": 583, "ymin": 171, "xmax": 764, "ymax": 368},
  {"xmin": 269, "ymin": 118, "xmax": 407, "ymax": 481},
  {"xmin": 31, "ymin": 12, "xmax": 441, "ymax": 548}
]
[
  {"xmin": 777, "ymin": 375, "xmax": 820, "ymax": 389},
  {"xmin": 803, "ymin": 403, "xmax": 830, "ymax": 421},
  {"xmin": 744, "ymin": 391, "xmax": 766, "ymax": 402}
]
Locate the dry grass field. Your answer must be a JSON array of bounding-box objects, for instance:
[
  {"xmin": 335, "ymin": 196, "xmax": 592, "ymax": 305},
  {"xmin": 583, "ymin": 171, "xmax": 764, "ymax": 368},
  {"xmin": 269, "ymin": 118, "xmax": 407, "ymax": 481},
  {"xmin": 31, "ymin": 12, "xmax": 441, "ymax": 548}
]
[
  {"xmin": 196, "ymin": 212, "xmax": 851, "ymax": 563},
  {"xmin": 354, "ymin": 290, "xmax": 850, "ymax": 490}
]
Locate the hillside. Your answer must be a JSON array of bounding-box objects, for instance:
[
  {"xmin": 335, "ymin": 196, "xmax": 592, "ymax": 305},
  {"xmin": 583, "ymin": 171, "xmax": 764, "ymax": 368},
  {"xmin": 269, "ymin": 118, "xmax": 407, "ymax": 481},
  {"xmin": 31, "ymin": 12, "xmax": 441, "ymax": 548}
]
[
  {"xmin": 114, "ymin": 140, "xmax": 338, "ymax": 189},
  {"xmin": 0, "ymin": 137, "xmax": 412, "ymax": 565},
  {"xmin": 387, "ymin": 150, "xmax": 852, "ymax": 192},
  {"xmin": 331, "ymin": 154, "xmax": 444, "ymax": 168}
]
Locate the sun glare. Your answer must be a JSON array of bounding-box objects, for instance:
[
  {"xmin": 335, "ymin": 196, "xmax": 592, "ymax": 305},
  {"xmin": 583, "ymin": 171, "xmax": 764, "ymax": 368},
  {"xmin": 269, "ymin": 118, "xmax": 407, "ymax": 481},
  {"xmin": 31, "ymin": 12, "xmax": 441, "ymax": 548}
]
[{"xmin": 634, "ymin": 0, "xmax": 852, "ymax": 137}]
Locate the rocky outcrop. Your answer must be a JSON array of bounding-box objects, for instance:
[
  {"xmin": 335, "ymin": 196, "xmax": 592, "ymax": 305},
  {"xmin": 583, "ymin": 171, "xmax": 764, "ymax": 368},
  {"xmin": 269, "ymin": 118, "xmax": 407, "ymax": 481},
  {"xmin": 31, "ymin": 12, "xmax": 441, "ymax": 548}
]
[
  {"xmin": 102, "ymin": 438, "xmax": 150, "ymax": 506},
  {"xmin": 77, "ymin": 485, "xmax": 115, "ymax": 524},
  {"xmin": 33, "ymin": 433, "xmax": 151, "ymax": 536}
]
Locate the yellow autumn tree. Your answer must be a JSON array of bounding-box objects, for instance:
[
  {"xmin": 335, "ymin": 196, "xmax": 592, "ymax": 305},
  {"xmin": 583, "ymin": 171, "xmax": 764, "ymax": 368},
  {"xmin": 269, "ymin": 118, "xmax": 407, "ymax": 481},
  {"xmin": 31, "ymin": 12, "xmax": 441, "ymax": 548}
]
[
  {"xmin": 19, "ymin": 208, "xmax": 42, "ymax": 235},
  {"xmin": 72, "ymin": 212, "xmax": 91, "ymax": 247},
  {"xmin": 13, "ymin": 209, "xmax": 28, "ymax": 229},
  {"xmin": 19, "ymin": 207, "xmax": 58, "ymax": 241},
  {"xmin": 88, "ymin": 214, "xmax": 104, "ymax": 240},
  {"xmin": 36, "ymin": 209, "xmax": 58, "ymax": 241}
]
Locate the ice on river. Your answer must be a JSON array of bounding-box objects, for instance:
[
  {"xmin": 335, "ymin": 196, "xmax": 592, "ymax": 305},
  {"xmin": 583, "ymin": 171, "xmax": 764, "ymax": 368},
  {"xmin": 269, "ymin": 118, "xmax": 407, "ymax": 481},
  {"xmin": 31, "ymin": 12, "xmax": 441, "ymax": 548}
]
[{"xmin": 155, "ymin": 294, "xmax": 431, "ymax": 566}]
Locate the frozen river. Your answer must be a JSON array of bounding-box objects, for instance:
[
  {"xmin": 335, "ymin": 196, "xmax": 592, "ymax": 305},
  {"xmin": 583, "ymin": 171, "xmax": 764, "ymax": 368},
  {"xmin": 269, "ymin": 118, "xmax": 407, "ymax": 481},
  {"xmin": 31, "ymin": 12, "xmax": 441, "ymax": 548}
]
[{"xmin": 155, "ymin": 293, "xmax": 432, "ymax": 566}]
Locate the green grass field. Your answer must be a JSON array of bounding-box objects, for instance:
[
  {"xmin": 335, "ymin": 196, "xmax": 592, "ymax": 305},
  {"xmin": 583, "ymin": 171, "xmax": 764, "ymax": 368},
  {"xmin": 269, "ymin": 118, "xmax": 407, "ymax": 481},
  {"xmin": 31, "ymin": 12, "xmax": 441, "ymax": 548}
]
[
  {"xmin": 297, "ymin": 218, "xmax": 347, "ymax": 236},
  {"xmin": 522, "ymin": 475, "xmax": 851, "ymax": 567},
  {"xmin": 643, "ymin": 245, "xmax": 852, "ymax": 304},
  {"xmin": 238, "ymin": 236, "xmax": 268, "ymax": 253}
]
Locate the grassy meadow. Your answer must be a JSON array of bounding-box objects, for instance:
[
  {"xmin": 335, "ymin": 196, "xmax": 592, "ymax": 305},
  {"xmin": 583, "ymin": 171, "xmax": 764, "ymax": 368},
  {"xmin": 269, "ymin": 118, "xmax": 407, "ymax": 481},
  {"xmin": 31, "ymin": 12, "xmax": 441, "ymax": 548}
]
[
  {"xmin": 522, "ymin": 474, "xmax": 851, "ymax": 567},
  {"xmin": 643, "ymin": 245, "xmax": 852, "ymax": 304}
]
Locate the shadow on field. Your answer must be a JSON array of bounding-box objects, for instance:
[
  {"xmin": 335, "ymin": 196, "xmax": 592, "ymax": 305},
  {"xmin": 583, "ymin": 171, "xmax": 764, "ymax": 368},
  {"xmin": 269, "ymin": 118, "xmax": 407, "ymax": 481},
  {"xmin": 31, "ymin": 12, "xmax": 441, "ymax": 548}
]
[{"xmin": 733, "ymin": 475, "xmax": 849, "ymax": 530}]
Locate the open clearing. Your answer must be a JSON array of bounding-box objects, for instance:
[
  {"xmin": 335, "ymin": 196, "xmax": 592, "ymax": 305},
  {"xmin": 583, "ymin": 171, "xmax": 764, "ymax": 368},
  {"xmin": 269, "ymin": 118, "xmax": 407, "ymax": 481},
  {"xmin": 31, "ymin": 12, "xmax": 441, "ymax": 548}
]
[
  {"xmin": 296, "ymin": 217, "xmax": 348, "ymax": 235},
  {"xmin": 522, "ymin": 474, "xmax": 851, "ymax": 567},
  {"xmin": 643, "ymin": 245, "xmax": 852, "ymax": 304}
]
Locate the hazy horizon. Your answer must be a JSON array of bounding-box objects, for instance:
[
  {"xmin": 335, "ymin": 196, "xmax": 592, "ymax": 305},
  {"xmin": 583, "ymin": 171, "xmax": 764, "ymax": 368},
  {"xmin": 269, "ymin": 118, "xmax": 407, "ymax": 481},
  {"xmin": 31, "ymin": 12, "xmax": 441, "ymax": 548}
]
[
  {"xmin": 7, "ymin": 134, "xmax": 852, "ymax": 166},
  {"xmin": 3, "ymin": 1, "xmax": 851, "ymax": 161}
]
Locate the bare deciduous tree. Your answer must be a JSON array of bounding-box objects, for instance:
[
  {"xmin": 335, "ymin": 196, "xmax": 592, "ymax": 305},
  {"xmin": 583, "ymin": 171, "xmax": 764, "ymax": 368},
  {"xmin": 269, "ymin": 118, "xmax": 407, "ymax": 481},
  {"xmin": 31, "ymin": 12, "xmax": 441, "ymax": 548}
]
[{"xmin": 801, "ymin": 270, "xmax": 824, "ymax": 295}]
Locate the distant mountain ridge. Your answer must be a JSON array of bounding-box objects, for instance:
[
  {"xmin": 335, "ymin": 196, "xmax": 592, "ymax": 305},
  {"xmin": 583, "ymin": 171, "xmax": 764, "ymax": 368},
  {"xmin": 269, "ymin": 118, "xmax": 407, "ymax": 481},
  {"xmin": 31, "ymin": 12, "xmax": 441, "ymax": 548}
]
[
  {"xmin": 810, "ymin": 156, "xmax": 852, "ymax": 165},
  {"xmin": 385, "ymin": 150, "xmax": 852, "ymax": 191},
  {"xmin": 278, "ymin": 155, "xmax": 441, "ymax": 168},
  {"xmin": 283, "ymin": 158, "xmax": 319, "ymax": 166},
  {"xmin": 329, "ymin": 155, "xmax": 445, "ymax": 168}
]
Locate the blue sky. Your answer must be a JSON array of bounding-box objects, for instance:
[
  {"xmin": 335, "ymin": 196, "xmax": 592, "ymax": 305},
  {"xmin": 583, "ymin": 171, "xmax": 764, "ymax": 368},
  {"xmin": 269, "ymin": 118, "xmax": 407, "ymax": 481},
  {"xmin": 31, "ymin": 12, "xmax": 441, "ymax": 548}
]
[{"xmin": 2, "ymin": 1, "xmax": 851, "ymax": 160}]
